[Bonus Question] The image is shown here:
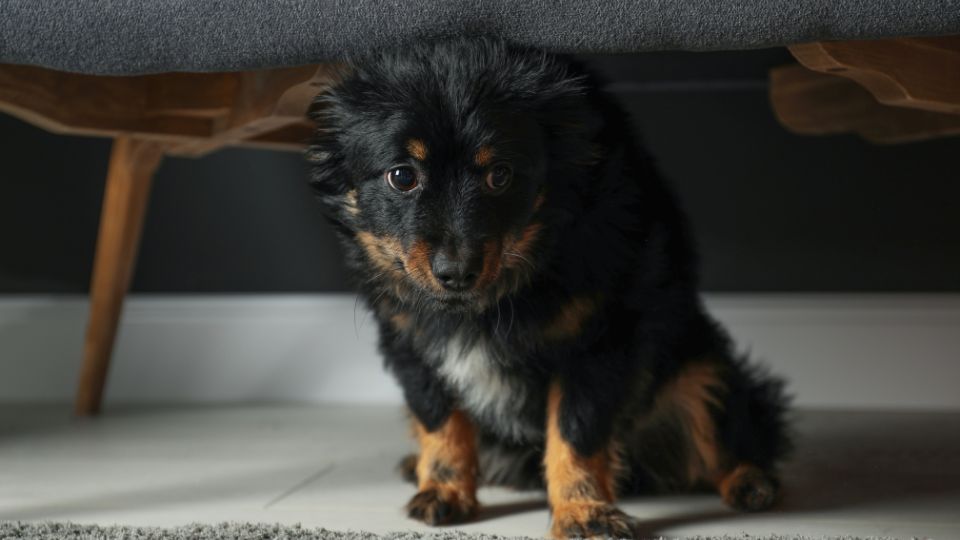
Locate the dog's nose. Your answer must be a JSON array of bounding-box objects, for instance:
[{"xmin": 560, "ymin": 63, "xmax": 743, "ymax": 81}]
[{"xmin": 431, "ymin": 250, "xmax": 481, "ymax": 292}]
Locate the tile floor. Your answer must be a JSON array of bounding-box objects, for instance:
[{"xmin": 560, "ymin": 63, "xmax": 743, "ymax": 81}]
[{"xmin": 0, "ymin": 404, "xmax": 958, "ymax": 539}]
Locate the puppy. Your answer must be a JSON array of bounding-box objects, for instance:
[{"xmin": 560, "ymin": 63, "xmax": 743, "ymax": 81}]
[{"xmin": 307, "ymin": 38, "xmax": 791, "ymax": 539}]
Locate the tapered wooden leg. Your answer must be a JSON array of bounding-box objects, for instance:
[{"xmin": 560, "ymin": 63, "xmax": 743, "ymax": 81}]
[{"xmin": 75, "ymin": 136, "xmax": 165, "ymax": 416}]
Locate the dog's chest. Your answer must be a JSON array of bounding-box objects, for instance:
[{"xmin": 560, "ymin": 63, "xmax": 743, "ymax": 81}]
[{"xmin": 431, "ymin": 333, "xmax": 543, "ymax": 443}]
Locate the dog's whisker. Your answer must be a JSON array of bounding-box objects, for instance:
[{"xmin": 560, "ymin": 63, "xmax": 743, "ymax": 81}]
[
  {"xmin": 363, "ymin": 271, "xmax": 387, "ymax": 285},
  {"xmin": 504, "ymin": 250, "xmax": 535, "ymax": 270},
  {"xmin": 369, "ymin": 288, "xmax": 389, "ymax": 313},
  {"xmin": 397, "ymin": 290, "xmax": 409, "ymax": 314}
]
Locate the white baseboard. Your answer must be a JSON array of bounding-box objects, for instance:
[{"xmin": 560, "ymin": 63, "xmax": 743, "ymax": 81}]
[{"xmin": 1, "ymin": 294, "xmax": 958, "ymax": 410}]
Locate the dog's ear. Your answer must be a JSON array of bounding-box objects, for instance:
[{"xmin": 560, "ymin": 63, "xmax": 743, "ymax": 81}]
[
  {"xmin": 306, "ymin": 92, "xmax": 360, "ymax": 226},
  {"xmin": 501, "ymin": 50, "xmax": 610, "ymax": 168},
  {"xmin": 535, "ymin": 93, "xmax": 610, "ymax": 171},
  {"xmin": 306, "ymin": 132, "xmax": 347, "ymax": 195}
]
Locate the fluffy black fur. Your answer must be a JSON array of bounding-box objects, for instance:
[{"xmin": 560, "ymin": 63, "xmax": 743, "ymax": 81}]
[{"xmin": 308, "ymin": 38, "xmax": 791, "ymax": 533}]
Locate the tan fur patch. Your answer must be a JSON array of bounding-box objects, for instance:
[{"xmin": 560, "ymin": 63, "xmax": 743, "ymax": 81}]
[
  {"xmin": 717, "ymin": 463, "xmax": 756, "ymax": 501},
  {"xmin": 390, "ymin": 312, "xmax": 412, "ymax": 331},
  {"xmin": 412, "ymin": 411, "xmax": 478, "ymax": 505},
  {"xmin": 474, "ymin": 239, "xmax": 503, "ymax": 290},
  {"xmin": 543, "ymin": 296, "xmax": 598, "ymax": 341},
  {"xmin": 407, "ymin": 139, "xmax": 428, "ymax": 161},
  {"xmin": 503, "ymin": 222, "xmax": 542, "ymax": 270},
  {"xmin": 492, "ymin": 222, "xmax": 543, "ymax": 300},
  {"xmin": 474, "ymin": 146, "xmax": 495, "ymax": 167},
  {"xmin": 544, "ymin": 383, "xmax": 618, "ymax": 507},
  {"xmin": 343, "ymin": 189, "xmax": 359, "ymax": 216},
  {"xmin": 532, "ymin": 192, "xmax": 546, "ymax": 213},
  {"xmin": 403, "ymin": 239, "xmax": 442, "ymax": 292},
  {"xmin": 657, "ymin": 362, "xmax": 727, "ymax": 484},
  {"xmin": 355, "ymin": 231, "xmax": 403, "ymax": 275},
  {"xmin": 715, "ymin": 462, "xmax": 777, "ymax": 511}
]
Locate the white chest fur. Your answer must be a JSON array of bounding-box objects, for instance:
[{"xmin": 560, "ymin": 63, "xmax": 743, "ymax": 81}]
[{"xmin": 434, "ymin": 333, "xmax": 540, "ymax": 442}]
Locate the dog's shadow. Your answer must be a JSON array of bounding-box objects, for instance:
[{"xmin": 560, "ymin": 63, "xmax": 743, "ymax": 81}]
[
  {"xmin": 771, "ymin": 410, "xmax": 960, "ymax": 513},
  {"xmin": 473, "ymin": 499, "xmax": 549, "ymax": 523}
]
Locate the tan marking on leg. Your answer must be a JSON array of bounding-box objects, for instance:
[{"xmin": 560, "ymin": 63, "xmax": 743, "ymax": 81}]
[
  {"xmin": 545, "ymin": 384, "xmax": 616, "ymax": 505},
  {"xmin": 407, "ymin": 411, "xmax": 479, "ymax": 525},
  {"xmin": 474, "ymin": 145, "xmax": 495, "ymax": 167},
  {"xmin": 542, "ymin": 295, "xmax": 598, "ymax": 341},
  {"xmin": 407, "ymin": 138, "xmax": 428, "ymax": 161},
  {"xmin": 414, "ymin": 411, "xmax": 478, "ymax": 491},
  {"xmin": 716, "ymin": 463, "xmax": 779, "ymax": 512},
  {"xmin": 657, "ymin": 361, "xmax": 727, "ymax": 484},
  {"xmin": 545, "ymin": 383, "xmax": 636, "ymax": 539},
  {"xmin": 717, "ymin": 464, "xmax": 755, "ymax": 502}
]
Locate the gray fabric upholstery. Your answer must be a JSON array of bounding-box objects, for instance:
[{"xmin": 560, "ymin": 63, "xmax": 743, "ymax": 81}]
[{"xmin": 1, "ymin": 0, "xmax": 960, "ymax": 75}]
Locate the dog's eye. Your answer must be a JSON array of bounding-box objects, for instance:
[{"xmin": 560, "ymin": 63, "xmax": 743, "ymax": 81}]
[
  {"xmin": 484, "ymin": 164, "xmax": 513, "ymax": 194},
  {"xmin": 385, "ymin": 166, "xmax": 419, "ymax": 192}
]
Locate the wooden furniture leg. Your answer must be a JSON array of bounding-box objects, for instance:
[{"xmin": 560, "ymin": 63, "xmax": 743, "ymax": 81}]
[
  {"xmin": 1, "ymin": 62, "xmax": 340, "ymax": 415},
  {"xmin": 75, "ymin": 136, "xmax": 165, "ymax": 416}
]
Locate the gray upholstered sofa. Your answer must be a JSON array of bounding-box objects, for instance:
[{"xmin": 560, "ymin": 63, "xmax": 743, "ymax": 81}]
[{"xmin": 3, "ymin": 1, "xmax": 959, "ymax": 74}]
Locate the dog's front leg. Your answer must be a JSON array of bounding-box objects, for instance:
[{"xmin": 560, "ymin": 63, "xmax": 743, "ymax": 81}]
[
  {"xmin": 545, "ymin": 381, "xmax": 641, "ymax": 539},
  {"xmin": 379, "ymin": 322, "xmax": 480, "ymax": 525},
  {"xmin": 407, "ymin": 410, "xmax": 479, "ymax": 525}
]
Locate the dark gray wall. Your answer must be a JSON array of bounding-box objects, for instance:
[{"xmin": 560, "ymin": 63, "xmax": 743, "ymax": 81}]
[{"xmin": 2, "ymin": 49, "xmax": 959, "ymax": 293}]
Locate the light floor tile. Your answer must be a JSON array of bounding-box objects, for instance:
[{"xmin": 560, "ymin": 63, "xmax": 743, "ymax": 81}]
[{"xmin": 1, "ymin": 405, "xmax": 957, "ymax": 539}]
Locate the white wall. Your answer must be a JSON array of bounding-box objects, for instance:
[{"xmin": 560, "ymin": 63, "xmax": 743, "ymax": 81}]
[{"xmin": 1, "ymin": 294, "xmax": 958, "ymax": 410}]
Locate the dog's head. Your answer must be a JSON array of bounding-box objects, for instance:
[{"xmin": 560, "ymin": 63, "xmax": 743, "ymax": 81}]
[{"xmin": 309, "ymin": 39, "xmax": 599, "ymax": 312}]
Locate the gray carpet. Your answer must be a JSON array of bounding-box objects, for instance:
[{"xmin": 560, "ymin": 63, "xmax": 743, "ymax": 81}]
[
  {"xmin": 1, "ymin": 0, "xmax": 959, "ymax": 75},
  {"xmin": 0, "ymin": 523, "xmax": 894, "ymax": 540}
]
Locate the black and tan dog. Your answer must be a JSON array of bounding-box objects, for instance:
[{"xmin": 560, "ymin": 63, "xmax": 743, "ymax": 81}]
[{"xmin": 307, "ymin": 38, "xmax": 791, "ymax": 539}]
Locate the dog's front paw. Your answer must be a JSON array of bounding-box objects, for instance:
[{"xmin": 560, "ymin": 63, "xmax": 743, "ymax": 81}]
[
  {"xmin": 406, "ymin": 486, "xmax": 478, "ymax": 526},
  {"xmin": 550, "ymin": 502, "xmax": 642, "ymax": 539}
]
